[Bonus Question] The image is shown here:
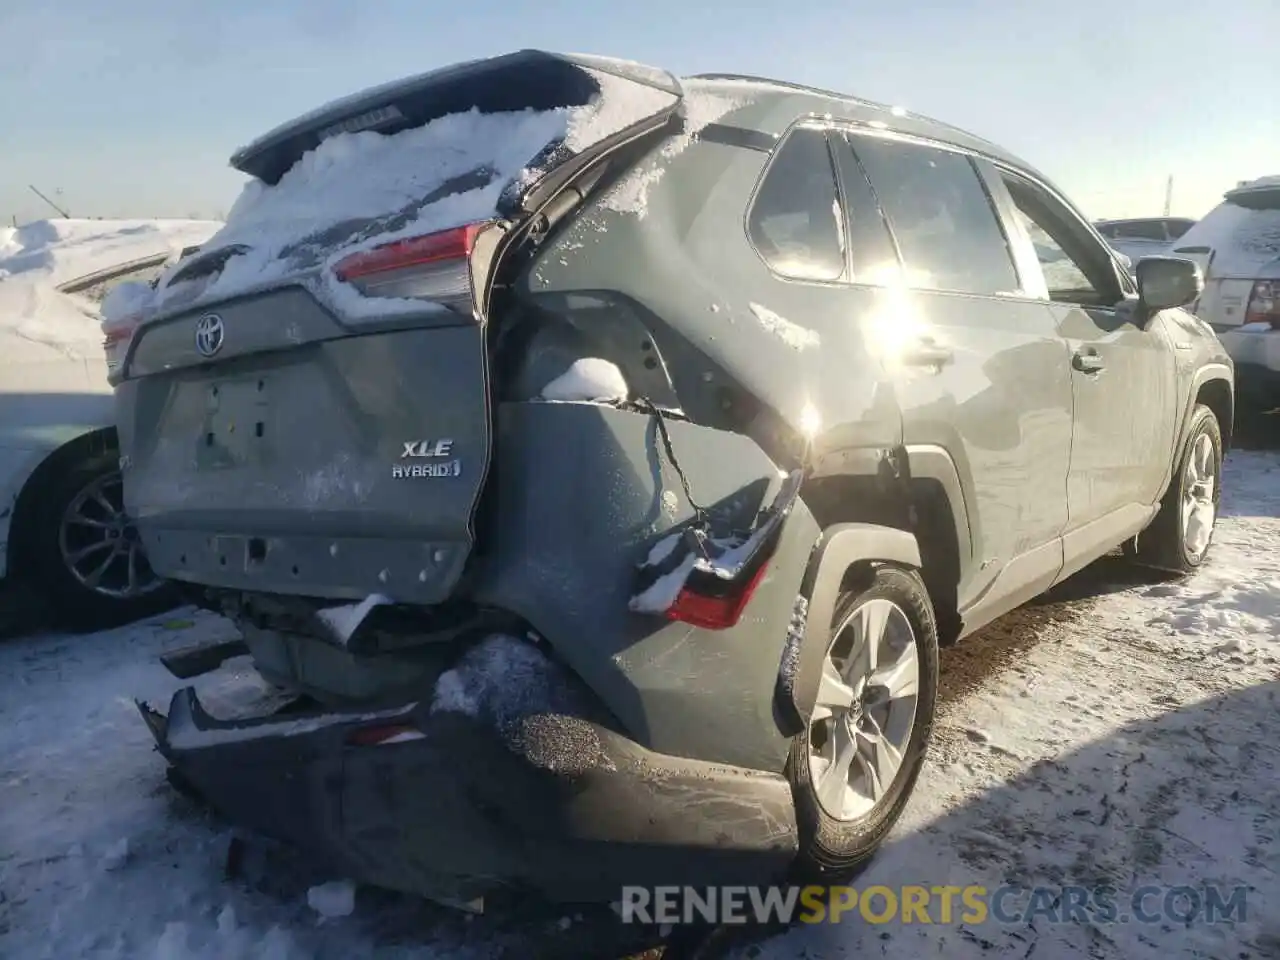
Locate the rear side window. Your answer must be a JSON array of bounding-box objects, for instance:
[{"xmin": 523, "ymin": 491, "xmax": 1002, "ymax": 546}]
[
  {"xmin": 851, "ymin": 135, "xmax": 1019, "ymax": 296},
  {"xmin": 748, "ymin": 127, "xmax": 846, "ymax": 282}
]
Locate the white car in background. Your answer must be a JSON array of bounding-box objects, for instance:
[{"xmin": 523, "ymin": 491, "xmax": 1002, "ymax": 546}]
[
  {"xmin": 0, "ymin": 218, "xmax": 221, "ymax": 628},
  {"xmin": 1169, "ymin": 178, "xmax": 1280, "ymax": 411},
  {"xmin": 1094, "ymin": 217, "xmax": 1197, "ymax": 268}
]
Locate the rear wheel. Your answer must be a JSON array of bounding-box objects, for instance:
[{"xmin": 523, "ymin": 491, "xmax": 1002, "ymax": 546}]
[
  {"xmin": 787, "ymin": 564, "xmax": 939, "ymax": 882},
  {"xmin": 1131, "ymin": 404, "xmax": 1223, "ymax": 574},
  {"xmin": 28, "ymin": 447, "xmax": 178, "ymax": 629}
]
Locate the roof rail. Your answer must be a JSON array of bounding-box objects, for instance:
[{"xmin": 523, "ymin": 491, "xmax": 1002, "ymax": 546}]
[{"xmin": 686, "ymin": 72, "xmax": 998, "ymax": 149}]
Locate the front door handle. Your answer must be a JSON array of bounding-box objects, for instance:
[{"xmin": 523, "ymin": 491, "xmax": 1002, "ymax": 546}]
[
  {"xmin": 903, "ymin": 338, "xmax": 954, "ymax": 367},
  {"xmin": 1072, "ymin": 350, "xmax": 1105, "ymax": 373}
]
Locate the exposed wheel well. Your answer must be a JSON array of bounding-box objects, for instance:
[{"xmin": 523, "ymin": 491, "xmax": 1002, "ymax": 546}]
[
  {"xmin": 801, "ymin": 471, "xmax": 962, "ymax": 646},
  {"xmin": 6, "ymin": 427, "xmax": 118, "ymax": 580},
  {"xmin": 1195, "ymin": 378, "xmax": 1233, "ymax": 451}
]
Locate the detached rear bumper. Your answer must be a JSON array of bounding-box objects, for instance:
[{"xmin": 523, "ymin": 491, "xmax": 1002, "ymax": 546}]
[{"xmin": 138, "ymin": 685, "xmax": 799, "ymax": 903}]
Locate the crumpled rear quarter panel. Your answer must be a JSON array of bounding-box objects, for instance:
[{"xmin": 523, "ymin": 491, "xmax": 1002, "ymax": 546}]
[{"xmin": 470, "ymin": 401, "xmax": 818, "ymax": 773}]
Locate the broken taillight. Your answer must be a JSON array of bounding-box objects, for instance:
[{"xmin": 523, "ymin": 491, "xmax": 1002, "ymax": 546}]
[
  {"xmin": 346, "ymin": 723, "xmax": 425, "ymax": 746},
  {"xmin": 331, "ymin": 222, "xmax": 491, "ymax": 313},
  {"xmin": 666, "ymin": 560, "xmax": 771, "ymax": 630},
  {"xmin": 1245, "ymin": 280, "xmax": 1280, "ymax": 330}
]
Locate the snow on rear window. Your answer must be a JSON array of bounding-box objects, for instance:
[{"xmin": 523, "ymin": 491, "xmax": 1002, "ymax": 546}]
[
  {"xmin": 1175, "ymin": 198, "xmax": 1280, "ymax": 277},
  {"xmin": 107, "ymin": 69, "xmax": 677, "ymax": 324}
]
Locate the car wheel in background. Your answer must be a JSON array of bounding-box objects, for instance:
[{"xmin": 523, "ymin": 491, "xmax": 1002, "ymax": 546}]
[
  {"xmin": 787, "ymin": 564, "xmax": 939, "ymax": 883},
  {"xmin": 1131, "ymin": 403, "xmax": 1223, "ymax": 574},
  {"xmin": 28, "ymin": 446, "xmax": 178, "ymax": 630}
]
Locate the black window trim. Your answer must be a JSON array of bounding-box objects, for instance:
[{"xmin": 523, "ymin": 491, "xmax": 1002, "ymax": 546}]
[
  {"xmin": 829, "ymin": 130, "xmax": 905, "ymax": 283},
  {"xmin": 745, "ymin": 113, "xmax": 1134, "ymax": 303},
  {"xmin": 990, "ymin": 162, "xmax": 1135, "ymax": 308},
  {"xmin": 742, "ymin": 120, "xmax": 849, "ymax": 288}
]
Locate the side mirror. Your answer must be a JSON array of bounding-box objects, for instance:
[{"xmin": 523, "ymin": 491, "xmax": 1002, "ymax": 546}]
[{"xmin": 1136, "ymin": 256, "xmax": 1203, "ymax": 311}]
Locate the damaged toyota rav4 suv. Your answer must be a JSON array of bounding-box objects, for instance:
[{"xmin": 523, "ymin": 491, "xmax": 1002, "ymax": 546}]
[{"xmin": 109, "ymin": 51, "xmax": 1234, "ymax": 906}]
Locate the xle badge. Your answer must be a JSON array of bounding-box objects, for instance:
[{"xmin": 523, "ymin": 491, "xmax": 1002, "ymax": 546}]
[{"xmin": 393, "ymin": 439, "xmax": 462, "ymax": 479}]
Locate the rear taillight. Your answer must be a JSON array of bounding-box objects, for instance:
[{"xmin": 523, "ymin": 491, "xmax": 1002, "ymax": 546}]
[
  {"xmin": 331, "ymin": 222, "xmax": 491, "ymax": 313},
  {"xmin": 346, "ymin": 723, "xmax": 425, "ymax": 746},
  {"xmin": 1245, "ymin": 280, "xmax": 1280, "ymax": 329},
  {"xmin": 102, "ymin": 320, "xmax": 138, "ymax": 372},
  {"xmin": 666, "ymin": 560, "xmax": 770, "ymax": 630}
]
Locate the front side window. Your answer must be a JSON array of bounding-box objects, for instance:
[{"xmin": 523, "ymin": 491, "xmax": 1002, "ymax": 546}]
[
  {"xmin": 1002, "ymin": 172, "xmax": 1124, "ymax": 307},
  {"xmin": 747, "ymin": 126, "xmax": 846, "ymax": 282},
  {"xmin": 851, "ymin": 135, "xmax": 1020, "ymax": 296}
]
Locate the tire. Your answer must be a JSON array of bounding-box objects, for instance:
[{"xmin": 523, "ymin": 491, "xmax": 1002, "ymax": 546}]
[
  {"xmin": 787, "ymin": 563, "xmax": 939, "ymax": 883},
  {"xmin": 1132, "ymin": 404, "xmax": 1223, "ymax": 574},
  {"xmin": 26, "ymin": 446, "xmax": 178, "ymax": 630}
]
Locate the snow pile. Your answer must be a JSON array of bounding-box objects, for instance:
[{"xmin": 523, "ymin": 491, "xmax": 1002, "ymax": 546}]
[
  {"xmin": 306, "ymin": 880, "xmax": 356, "ymax": 919},
  {"xmin": 0, "ymin": 218, "xmax": 221, "ymax": 288},
  {"xmin": 0, "ymin": 218, "xmax": 221, "ymax": 360},
  {"xmin": 0, "ymin": 277, "xmax": 105, "ymax": 359},
  {"xmin": 110, "ymin": 69, "xmax": 679, "ymax": 326},
  {"xmin": 539, "ymin": 357, "xmax": 629, "ymax": 402}
]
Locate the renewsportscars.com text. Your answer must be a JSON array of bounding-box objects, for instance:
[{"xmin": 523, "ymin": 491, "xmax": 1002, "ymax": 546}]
[{"xmin": 618, "ymin": 884, "xmax": 1249, "ymax": 926}]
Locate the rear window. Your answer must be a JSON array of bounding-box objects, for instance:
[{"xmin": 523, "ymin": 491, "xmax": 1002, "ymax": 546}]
[
  {"xmin": 133, "ymin": 53, "xmax": 681, "ymax": 317},
  {"xmin": 1174, "ymin": 186, "xmax": 1280, "ymax": 276},
  {"xmin": 1110, "ymin": 220, "xmax": 1166, "ymax": 241}
]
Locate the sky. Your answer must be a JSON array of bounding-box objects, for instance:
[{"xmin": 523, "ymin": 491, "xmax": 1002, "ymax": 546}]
[{"xmin": 0, "ymin": 0, "xmax": 1275, "ymax": 227}]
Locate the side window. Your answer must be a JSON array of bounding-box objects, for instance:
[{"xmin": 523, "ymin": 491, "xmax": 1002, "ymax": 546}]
[
  {"xmin": 1165, "ymin": 219, "xmax": 1194, "ymax": 240},
  {"xmin": 747, "ymin": 126, "xmax": 846, "ymax": 282},
  {"xmin": 850, "ymin": 135, "xmax": 1020, "ymax": 296},
  {"xmin": 1001, "ymin": 173, "xmax": 1123, "ymax": 307},
  {"xmin": 831, "ymin": 134, "xmax": 902, "ymax": 285},
  {"xmin": 1116, "ymin": 220, "xmax": 1166, "ymax": 241},
  {"xmin": 1096, "ymin": 223, "xmax": 1117, "ymax": 239}
]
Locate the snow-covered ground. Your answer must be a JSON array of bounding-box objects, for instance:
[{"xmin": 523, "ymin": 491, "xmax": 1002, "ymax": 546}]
[{"xmin": 1, "ymin": 444, "xmax": 1277, "ymax": 960}]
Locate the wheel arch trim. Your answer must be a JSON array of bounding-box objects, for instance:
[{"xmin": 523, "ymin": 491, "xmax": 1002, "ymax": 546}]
[{"xmin": 775, "ymin": 522, "xmax": 922, "ymax": 737}]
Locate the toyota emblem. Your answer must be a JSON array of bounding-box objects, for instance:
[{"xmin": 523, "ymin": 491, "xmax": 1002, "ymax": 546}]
[{"xmin": 194, "ymin": 314, "xmax": 225, "ymax": 358}]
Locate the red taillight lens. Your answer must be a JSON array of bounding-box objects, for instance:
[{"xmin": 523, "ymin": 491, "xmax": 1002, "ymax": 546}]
[
  {"xmin": 345, "ymin": 723, "xmax": 424, "ymax": 746},
  {"xmin": 665, "ymin": 560, "xmax": 770, "ymax": 630},
  {"xmin": 331, "ymin": 222, "xmax": 490, "ymax": 313},
  {"xmin": 1245, "ymin": 280, "xmax": 1280, "ymax": 329}
]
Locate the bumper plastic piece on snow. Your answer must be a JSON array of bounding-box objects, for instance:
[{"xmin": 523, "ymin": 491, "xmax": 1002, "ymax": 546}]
[{"xmin": 137, "ymin": 686, "xmax": 800, "ymax": 903}]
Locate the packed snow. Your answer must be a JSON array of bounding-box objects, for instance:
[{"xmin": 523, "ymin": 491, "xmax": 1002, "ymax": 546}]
[
  {"xmin": 0, "ymin": 218, "xmax": 221, "ymax": 360},
  {"xmin": 0, "ymin": 218, "xmax": 221, "ymax": 288},
  {"xmin": 538, "ymin": 357, "xmax": 629, "ymax": 402},
  {"xmin": 106, "ymin": 69, "xmax": 679, "ymax": 329},
  {"xmin": 2, "ymin": 447, "xmax": 1277, "ymax": 959}
]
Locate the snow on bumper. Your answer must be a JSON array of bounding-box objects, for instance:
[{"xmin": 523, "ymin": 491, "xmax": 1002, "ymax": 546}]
[{"xmin": 136, "ymin": 685, "xmax": 799, "ymax": 903}]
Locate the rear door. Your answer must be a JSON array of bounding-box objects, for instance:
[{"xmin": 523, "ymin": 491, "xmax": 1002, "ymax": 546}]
[
  {"xmin": 114, "ymin": 52, "xmax": 683, "ymax": 605},
  {"xmin": 993, "ymin": 168, "xmax": 1178, "ymax": 568},
  {"xmin": 841, "ymin": 131, "xmax": 1075, "ymax": 621}
]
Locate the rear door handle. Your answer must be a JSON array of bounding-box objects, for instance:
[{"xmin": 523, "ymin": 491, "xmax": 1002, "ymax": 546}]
[
  {"xmin": 903, "ymin": 338, "xmax": 954, "ymax": 367},
  {"xmin": 1072, "ymin": 350, "xmax": 1105, "ymax": 373}
]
